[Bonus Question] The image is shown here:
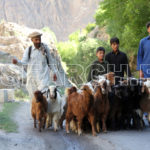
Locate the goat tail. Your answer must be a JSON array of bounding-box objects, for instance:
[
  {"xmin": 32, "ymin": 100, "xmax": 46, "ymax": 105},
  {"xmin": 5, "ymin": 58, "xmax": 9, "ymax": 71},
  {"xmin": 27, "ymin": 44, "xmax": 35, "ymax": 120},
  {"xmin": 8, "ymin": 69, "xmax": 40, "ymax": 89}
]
[{"xmin": 65, "ymin": 86, "xmax": 77, "ymax": 97}]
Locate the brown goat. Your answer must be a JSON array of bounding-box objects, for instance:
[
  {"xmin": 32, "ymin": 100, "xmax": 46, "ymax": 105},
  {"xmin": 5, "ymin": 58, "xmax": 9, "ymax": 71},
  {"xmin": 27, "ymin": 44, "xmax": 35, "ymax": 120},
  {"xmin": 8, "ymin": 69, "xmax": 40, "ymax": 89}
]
[
  {"xmin": 31, "ymin": 90, "xmax": 48, "ymax": 132},
  {"xmin": 94, "ymin": 84, "xmax": 110, "ymax": 133},
  {"xmin": 66, "ymin": 86, "xmax": 96, "ymax": 136},
  {"xmin": 59, "ymin": 87, "xmax": 77, "ymax": 129}
]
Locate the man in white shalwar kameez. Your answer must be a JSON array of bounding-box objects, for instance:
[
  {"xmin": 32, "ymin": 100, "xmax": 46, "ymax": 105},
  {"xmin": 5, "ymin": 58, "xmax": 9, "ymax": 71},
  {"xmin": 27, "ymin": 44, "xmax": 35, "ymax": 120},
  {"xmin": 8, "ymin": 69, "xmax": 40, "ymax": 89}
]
[{"xmin": 12, "ymin": 32, "xmax": 57, "ymax": 100}]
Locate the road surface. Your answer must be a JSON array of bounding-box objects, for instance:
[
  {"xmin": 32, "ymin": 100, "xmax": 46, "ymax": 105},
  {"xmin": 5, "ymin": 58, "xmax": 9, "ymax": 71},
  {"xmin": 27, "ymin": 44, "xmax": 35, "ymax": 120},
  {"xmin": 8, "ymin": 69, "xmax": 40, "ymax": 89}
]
[{"xmin": 0, "ymin": 102, "xmax": 150, "ymax": 150}]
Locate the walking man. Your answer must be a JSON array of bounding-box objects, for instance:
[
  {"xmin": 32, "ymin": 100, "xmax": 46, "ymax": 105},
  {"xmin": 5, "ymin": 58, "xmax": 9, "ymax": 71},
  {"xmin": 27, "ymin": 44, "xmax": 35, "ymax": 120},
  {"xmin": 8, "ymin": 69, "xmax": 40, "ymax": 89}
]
[{"xmin": 12, "ymin": 31, "xmax": 57, "ymax": 99}]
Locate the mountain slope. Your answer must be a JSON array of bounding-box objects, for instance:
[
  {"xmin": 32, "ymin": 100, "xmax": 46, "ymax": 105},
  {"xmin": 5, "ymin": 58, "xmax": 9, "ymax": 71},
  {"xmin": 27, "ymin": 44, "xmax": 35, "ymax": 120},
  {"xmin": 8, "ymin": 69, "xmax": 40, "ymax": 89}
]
[{"xmin": 0, "ymin": 0, "xmax": 101, "ymax": 41}]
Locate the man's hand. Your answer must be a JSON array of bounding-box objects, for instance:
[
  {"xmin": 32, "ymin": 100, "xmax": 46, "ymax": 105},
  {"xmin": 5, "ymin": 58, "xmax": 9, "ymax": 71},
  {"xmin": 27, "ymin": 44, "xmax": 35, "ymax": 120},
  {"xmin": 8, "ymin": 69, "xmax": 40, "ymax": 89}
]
[
  {"xmin": 53, "ymin": 74, "xmax": 57, "ymax": 81},
  {"xmin": 139, "ymin": 70, "xmax": 144, "ymax": 78},
  {"xmin": 12, "ymin": 59, "xmax": 18, "ymax": 64}
]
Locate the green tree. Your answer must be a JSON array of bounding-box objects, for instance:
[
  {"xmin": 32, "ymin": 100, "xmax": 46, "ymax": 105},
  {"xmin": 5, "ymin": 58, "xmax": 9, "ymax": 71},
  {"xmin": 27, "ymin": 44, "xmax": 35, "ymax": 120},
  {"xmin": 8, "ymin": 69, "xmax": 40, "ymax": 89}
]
[
  {"xmin": 42, "ymin": 27, "xmax": 57, "ymax": 43},
  {"xmin": 95, "ymin": 0, "xmax": 150, "ymax": 70},
  {"xmin": 57, "ymin": 33, "xmax": 110, "ymax": 84},
  {"xmin": 85, "ymin": 23, "xmax": 96, "ymax": 33},
  {"xmin": 95, "ymin": 0, "xmax": 150, "ymax": 57}
]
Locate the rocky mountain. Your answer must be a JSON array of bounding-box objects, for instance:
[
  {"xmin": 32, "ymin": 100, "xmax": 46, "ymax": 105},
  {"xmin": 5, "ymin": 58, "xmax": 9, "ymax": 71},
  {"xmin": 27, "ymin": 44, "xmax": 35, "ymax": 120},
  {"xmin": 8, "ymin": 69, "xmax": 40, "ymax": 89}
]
[{"xmin": 0, "ymin": 0, "xmax": 101, "ymax": 41}]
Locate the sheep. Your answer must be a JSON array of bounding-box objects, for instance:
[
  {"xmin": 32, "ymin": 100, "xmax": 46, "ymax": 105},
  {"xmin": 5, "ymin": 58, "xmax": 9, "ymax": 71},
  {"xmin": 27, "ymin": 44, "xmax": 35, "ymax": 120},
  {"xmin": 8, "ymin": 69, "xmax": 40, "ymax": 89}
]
[{"xmin": 46, "ymin": 85, "xmax": 66, "ymax": 131}]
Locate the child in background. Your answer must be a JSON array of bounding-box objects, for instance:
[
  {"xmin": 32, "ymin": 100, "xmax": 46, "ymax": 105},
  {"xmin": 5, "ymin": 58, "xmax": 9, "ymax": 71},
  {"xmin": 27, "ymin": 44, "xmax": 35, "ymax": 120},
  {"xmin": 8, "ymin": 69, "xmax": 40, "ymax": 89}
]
[{"xmin": 87, "ymin": 47, "xmax": 109, "ymax": 82}]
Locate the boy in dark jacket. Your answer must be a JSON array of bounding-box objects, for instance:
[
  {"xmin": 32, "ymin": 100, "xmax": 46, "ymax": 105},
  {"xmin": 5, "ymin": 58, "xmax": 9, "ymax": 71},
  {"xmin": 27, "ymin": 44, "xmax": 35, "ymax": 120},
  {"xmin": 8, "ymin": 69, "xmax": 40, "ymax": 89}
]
[
  {"xmin": 105, "ymin": 37, "xmax": 131, "ymax": 84},
  {"xmin": 87, "ymin": 47, "xmax": 109, "ymax": 82}
]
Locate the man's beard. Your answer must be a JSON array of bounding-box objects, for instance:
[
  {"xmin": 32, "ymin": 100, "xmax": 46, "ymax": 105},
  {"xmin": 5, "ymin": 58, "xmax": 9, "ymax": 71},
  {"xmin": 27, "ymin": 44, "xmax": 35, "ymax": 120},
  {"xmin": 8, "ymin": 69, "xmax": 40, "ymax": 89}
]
[{"xmin": 34, "ymin": 43, "xmax": 41, "ymax": 48}]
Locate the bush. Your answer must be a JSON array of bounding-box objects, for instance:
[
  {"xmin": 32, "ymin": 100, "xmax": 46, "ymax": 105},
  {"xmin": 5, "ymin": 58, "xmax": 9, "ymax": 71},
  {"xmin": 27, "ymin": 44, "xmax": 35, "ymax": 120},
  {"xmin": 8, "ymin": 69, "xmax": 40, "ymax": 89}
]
[
  {"xmin": 57, "ymin": 29, "xmax": 110, "ymax": 84},
  {"xmin": 85, "ymin": 23, "xmax": 96, "ymax": 33},
  {"xmin": 42, "ymin": 26, "xmax": 57, "ymax": 43},
  {"xmin": 15, "ymin": 89, "xmax": 29, "ymax": 101}
]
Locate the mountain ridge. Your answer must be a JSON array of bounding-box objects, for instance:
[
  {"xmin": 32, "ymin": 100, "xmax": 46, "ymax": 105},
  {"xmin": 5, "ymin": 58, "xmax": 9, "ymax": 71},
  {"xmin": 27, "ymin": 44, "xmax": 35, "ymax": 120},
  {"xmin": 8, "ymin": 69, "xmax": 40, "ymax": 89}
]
[{"xmin": 0, "ymin": 0, "xmax": 101, "ymax": 41}]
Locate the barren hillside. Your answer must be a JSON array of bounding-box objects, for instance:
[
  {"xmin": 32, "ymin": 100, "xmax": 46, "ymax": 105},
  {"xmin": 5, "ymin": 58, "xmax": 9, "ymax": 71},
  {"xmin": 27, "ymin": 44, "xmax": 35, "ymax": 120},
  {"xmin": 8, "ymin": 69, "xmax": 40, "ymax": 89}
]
[{"xmin": 0, "ymin": 0, "xmax": 101, "ymax": 41}]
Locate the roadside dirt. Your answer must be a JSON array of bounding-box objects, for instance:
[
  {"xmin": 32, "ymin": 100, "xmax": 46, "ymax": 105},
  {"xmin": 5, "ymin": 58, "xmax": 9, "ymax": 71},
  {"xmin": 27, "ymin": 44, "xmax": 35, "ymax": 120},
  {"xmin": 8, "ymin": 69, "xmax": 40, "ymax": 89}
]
[{"xmin": 0, "ymin": 102, "xmax": 115, "ymax": 150}]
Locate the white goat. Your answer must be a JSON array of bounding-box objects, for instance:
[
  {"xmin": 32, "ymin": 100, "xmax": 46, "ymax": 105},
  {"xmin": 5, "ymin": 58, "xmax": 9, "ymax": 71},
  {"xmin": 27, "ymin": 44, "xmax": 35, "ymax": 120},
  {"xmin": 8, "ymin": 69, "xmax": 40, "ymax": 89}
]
[{"xmin": 46, "ymin": 85, "xmax": 66, "ymax": 131}]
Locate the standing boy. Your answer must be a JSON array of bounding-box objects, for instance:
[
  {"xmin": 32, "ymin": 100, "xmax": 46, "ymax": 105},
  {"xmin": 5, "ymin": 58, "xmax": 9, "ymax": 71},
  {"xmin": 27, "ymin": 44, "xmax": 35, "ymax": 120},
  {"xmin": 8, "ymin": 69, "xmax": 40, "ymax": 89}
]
[
  {"xmin": 105, "ymin": 37, "xmax": 131, "ymax": 84},
  {"xmin": 87, "ymin": 47, "xmax": 109, "ymax": 82}
]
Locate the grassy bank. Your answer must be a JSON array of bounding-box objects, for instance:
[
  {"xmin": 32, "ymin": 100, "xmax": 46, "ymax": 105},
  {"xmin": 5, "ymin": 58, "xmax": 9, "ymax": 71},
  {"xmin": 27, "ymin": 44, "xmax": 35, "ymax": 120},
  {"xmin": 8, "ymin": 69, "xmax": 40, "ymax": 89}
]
[
  {"xmin": 0, "ymin": 102, "xmax": 20, "ymax": 132},
  {"xmin": 15, "ymin": 89, "xmax": 29, "ymax": 101}
]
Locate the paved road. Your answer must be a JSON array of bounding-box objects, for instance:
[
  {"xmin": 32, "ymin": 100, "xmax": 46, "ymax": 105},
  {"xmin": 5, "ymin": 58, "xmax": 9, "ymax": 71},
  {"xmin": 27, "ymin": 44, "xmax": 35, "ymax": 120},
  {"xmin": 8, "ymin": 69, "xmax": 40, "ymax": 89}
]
[{"xmin": 0, "ymin": 102, "xmax": 150, "ymax": 150}]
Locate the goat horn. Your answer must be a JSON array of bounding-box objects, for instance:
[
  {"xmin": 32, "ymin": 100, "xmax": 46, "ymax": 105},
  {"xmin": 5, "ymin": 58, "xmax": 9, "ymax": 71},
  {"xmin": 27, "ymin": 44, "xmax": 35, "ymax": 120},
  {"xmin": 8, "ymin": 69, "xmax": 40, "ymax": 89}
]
[{"xmin": 41, "ymin": 91, "xmax": 47, "ymax": 94}]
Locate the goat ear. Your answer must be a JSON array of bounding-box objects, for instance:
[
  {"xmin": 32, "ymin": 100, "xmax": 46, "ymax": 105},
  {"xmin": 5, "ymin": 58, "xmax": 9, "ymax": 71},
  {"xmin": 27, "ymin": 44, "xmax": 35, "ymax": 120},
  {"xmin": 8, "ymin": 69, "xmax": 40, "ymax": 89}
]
[{"xmin": 41, "ymin": 90, "xmax": 46, "ymax": 95}]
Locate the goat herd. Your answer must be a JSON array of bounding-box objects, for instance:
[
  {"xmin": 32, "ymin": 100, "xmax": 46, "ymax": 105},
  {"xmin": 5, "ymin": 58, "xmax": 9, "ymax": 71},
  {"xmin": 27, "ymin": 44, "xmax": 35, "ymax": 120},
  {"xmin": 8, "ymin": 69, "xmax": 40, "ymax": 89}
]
[{"xmin": 31, "ymin": 72, "xmax": 150, "ymax": 136}]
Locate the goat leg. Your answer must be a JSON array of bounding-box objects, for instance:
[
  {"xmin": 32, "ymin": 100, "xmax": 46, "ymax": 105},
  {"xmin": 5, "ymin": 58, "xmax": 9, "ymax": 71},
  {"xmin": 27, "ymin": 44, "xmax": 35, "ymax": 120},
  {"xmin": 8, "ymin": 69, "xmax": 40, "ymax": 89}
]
[
  {"xmin": 46, "ymin": 114, "xmax": 52, "ymax": 128},
  {"xmin": 66, "ymin": 114, "xmax": 73, "ymax": 134},
  {"xmin": 66, "ymin": 110, "xmax": 74, "ymax": 134},
  {"xmin": 59, "ymin": 114, "xmax": 65, "ymax": 129},
  {"xmin": 38, "ymin": 119, "xmax": 42, "ymax": 132},
  {"xmin": 43, "ymin": 114, "xmax": 47, "ymax": 129},
  {"xmin": 96, "ymin": 121, "xmax": 100, "ymax": 133},
  {"xmin": 77, "ymin": 118, "xmax": 83, "ymax": 136},
  {"xmin": 70, "ymin": 119, "xmax": 78, "ymax": 133},
  {"xmin": 66, "ymin": 119, "xmax": 70, "ymax": 134},
  {"xmin": 53, "ymin": 114, "xmax": 59, "ymax": 132},
  {"xmin": 88, "ymin": 114, "xmax": 96, "ymax": 136},
  {"xmin": 34, "ymin": 118, "xmax": 36, "ymax": 128},
  {"xmin": 102, "ymin": 115, "xmax": 107, "ymax": 133}
]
